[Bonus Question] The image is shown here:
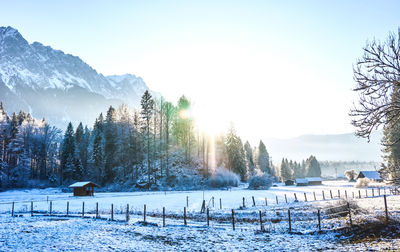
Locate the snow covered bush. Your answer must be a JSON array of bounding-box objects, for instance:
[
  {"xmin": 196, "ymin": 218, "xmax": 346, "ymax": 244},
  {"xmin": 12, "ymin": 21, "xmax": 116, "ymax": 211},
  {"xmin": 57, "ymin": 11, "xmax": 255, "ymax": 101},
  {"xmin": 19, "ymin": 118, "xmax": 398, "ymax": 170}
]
[
  {"xmin": 248, "ymin": 174, "xmax": 272, "ymax": 190},
  {"xmin": 208, "ymin": 167, "xmax": 240, "ymax": 188},
  {"xmin": 355, "ymin": 178, "xmax": 370, "ymax": 188},
  {"xmin": 344, "ymin": 169, "xmax": 357, "ymax": 182}
]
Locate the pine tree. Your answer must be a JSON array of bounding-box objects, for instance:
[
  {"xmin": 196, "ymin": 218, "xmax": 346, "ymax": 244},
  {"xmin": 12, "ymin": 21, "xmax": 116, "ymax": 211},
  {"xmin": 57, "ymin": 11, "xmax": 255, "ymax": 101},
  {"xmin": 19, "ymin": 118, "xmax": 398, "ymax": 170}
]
[
  {"xmin": 280, "ymin": 158, "xmax": 292, "ymax": 181},
  {"xmin": 104, "ymin": 106, "xmax": 117, "ymax": 184},
  {"xmin": 244, "ymin": 141, "xmax": 256, "ymax": 176},
  {"xmin": 74, "ymin": 122, "xmax": 86, "ymax": 178},
  {"xmin": 225, "ymin": 125, "xmax": 247, "ymax": 180},
  {"xmin": 257, "ymin": 140, "xmax": 271, "ymax": 174},
  {"xmin": 60, "ymin": 122, "xmax": 75, "ymax": 183},
  {"xmin": 141, "ymin": 90, "xmax": 154, "ymax": 184},
  {"xmin": 92, "ymin": 115, "xmax": 105, "ymax": 184},
  {"xmin": 163, "ymin": 101, "xmax": 175, "ymax": 178},
  {"xmin": 381, "ymin": 86, "xmax": 400, "ymax": 184},
  {"xmin": 305, "ymin": 155, "xmax": 321, "ymax": 177}
]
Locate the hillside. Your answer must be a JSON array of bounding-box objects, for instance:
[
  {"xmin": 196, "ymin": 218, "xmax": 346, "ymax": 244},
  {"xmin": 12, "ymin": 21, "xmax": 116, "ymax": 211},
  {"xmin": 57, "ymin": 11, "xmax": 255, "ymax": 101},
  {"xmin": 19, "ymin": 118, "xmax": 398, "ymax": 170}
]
[{"xmin": 0, "ymin": 26, "xmax": 155, "ymax": 128}]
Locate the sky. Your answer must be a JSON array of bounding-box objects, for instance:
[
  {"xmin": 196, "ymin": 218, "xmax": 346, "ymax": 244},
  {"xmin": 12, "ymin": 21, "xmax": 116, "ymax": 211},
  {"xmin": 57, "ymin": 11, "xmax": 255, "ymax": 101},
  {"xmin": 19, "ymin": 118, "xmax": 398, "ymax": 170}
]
[{"xmin": 1, "ymin": 0, "xmax": 400, "ymax": 142}]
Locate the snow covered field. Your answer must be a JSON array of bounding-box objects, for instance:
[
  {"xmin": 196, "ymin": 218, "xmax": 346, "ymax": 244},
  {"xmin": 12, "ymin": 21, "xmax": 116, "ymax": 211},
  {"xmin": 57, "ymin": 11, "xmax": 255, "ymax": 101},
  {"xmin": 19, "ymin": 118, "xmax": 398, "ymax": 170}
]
[{"xmin": 0, "ymin": 181, "xmax": 399, "ymax": 251}]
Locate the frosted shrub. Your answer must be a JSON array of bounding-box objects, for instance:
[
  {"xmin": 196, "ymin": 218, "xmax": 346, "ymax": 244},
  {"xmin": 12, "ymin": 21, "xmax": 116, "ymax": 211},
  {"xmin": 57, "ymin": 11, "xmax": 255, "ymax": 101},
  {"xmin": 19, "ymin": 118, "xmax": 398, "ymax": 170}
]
[
  {"xmin": 248, "ymin": 174, "xmax": 273, "ymax": 190},
  {"xmin": 209, "ymin": 167, "xmax": 240, "ymax": 188},
  {"xmin": 344, "ymin": 169, "xmax": 357, "ymax": 182},
  {"xmin": 354, "ymin": 178, "xmax": 370, "ymax": 188}
]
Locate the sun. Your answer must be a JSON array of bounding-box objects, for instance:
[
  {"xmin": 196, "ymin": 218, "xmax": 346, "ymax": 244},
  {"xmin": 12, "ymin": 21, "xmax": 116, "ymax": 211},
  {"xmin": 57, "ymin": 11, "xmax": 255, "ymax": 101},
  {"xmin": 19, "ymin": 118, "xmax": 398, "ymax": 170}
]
[{"xmin": 192, "ymin": 106, "xmax": 228, "ymax": 136}]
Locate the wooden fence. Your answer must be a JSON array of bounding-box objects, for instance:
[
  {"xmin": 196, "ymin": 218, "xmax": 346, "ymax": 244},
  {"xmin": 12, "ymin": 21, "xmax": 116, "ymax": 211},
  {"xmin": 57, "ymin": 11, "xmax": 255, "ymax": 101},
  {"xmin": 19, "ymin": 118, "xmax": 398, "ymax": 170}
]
[{"xmin": 2, "ymin": 187, "xmax": 397, "ymax": 233}]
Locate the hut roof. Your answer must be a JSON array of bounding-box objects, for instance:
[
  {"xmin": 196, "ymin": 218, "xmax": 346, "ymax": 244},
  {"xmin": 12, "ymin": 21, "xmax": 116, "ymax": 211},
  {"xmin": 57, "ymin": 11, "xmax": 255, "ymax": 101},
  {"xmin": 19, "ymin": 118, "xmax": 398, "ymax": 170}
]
[
  {"xmin": 295, "ymin": 178, "xmax": 308, "ymax": 184},
  {"xmin": 357, "ymin": 171, "xmax": 381, "ymax": 180},
  {"xmin": 69, "ymin": 181, "xmax": 100, "ymax": 188},
  {"xmin": 305, "ymin": 177, "xmax": 322, "ymax": 182}
]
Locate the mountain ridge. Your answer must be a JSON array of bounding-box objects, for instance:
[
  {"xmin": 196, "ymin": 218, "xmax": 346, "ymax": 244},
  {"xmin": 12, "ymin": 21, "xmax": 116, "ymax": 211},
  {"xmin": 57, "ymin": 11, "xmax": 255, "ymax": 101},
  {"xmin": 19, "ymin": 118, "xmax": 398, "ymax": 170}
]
[
  {"xmin": 263, "ymin": 131, "xmax": 382, "ymax": 162},
  {"xmin": 0, "ymin": 26, "xmax": 155, "ymax": 128}
]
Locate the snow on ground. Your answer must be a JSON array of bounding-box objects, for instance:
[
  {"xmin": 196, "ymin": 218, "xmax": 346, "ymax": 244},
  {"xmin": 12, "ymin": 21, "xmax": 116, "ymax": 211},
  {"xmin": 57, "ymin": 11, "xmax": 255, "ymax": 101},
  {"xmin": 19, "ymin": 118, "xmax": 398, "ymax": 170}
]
[
  {"xmin": 0, "ymin": 181, "xmax": 393, "ymax": 215},
  {"xmin": 0, "ymin": 181, "xmax": 399, "ymax": 251}
]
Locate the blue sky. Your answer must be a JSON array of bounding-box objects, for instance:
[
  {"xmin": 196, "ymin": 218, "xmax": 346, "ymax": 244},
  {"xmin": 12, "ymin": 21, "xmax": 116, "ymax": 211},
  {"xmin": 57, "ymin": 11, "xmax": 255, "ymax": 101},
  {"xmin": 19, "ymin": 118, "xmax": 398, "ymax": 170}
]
[{"xmin": 1, "ymin": 1, "xmax": 399, "ymax": 140}]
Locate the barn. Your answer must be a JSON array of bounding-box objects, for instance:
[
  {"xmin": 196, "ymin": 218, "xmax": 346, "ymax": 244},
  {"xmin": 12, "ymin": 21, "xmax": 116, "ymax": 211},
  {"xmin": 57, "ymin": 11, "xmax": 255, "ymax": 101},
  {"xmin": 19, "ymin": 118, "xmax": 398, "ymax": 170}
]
[
  {"xmin": 69, "ymin": 181, "xmax": 100, "ymax": 196},
  {"xmin": 295, "ymin": 178, "xmax": 308, "ymax": 186},
  {"xmin": 285, "ymin": 180, "xmax": 294, "ymax": 186},
  {"xmin": 357, "ymin": 171, "xmax": 383, "ymax": 182},
  {"xmin": 305, "ymin": 177, "xmax": 322, "ymax": 185}
]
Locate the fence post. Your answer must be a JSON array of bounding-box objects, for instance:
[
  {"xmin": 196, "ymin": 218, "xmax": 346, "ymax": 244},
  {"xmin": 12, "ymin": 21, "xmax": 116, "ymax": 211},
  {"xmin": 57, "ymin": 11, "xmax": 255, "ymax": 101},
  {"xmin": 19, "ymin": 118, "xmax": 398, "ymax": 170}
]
[
  {"xmin": 220, "ymin": 198, "xmax": 222, "ymax": 209},
  {"xmin": 144, "ymin": 204, "xmax": 146, "ymax": 222},
  {"xmin": 372, "ymin": 188, "xmax": 375, "ymax": 197},
  {"xmin": 11, "ymin": 202, "xmax": 14, "ymax": 217},
  {"xmin": 212, "ymin": 197, "xmax": 214, "ymax": 208},
  {"xmin": 184, "ymin": 207, "xmax": 187, "ymax": 226},
  {"xmin": 31, "ymin": 201, "xmax": 33, "ymax": 217},
  {"xmin": 294, "ymin": 193, "xmax": 298, "ymax": 202},
  {"xmin": 384, "ymin": 195, "xmax": 389, "ymax": 223},
  {"xmin": 378, "ymin": 187, "xmax": 381, "ymax": 196},
  {"xmin": 276, "ymin": 196, "xmax": 279, "ymax": 204},
  {"xmin": 50, "ymin": 201, "xmax": 52, "ymax": 215},
  {"xmin": 358, "ymin": 190, "xmax": 361, "ymax": 199},
  {"xmin": 313, "ymin": 191, "xmax": 316, "ymax": 201},
  {"xmin": 163, "ymin": 207, "xmax": 166, "ymax": 227},
  {"xmin": 304, "ymin": 193, "xmax": 307, "ymax": 202},
  {"xmin": 338, "ymin": 190, "xmax": 340, "ymax": 199},
  {"xmin": 126, "ymin": 204, "xmax": 130, "ymax": 222},
  {"xmin": 345, "ymin": 190, "xmax": 348, "ymax": 199},
  {"xmin": 265, "ymin": 197, "xmax": 268, "ymax": 206},
  {"xmin": 186, "ymin": 196, "xmax": 189, "ymax": 208},
  {"xmin": 285, "ymin": 194, "xmax": 287, "ymax": 203},
  {"xmin": 252, "ymin": 196, "xmax": 256, "ymax": 207},
  {"xmin": 82, "ymin": 202, "xmax": 85, "ymax": 217},
  {"xmin": 288, "ymin": 209, "xmax": 291, "ymax": 232},
  {"xmin": 317, "ymin": 209, "xmax": 321, "ymax": 231},
  {"xmin": 67, "ymin": 202, "xmax": 69, "ymax": 216},
  {"xmin": 207, "ymin": 208, "xmax": 210, "ymax": 226},
  {"xmin": 243, "ymin": 197, "xmax": 245, "ymax": 208},
  {"xmin": 365, "ymin": 189, "xmax": 368, "ymax": 198},
  {"xmin": 111, "ymin": 204, "xmax": 114, "ymax": 221},
  {"xmin": 201, "ymin": 200, "xmax": 206, "ymax": 213},
  {"xmin": 347, "ymin": 202, "xmax": 353, "ymax": 227},
  {"xmin": 231, "ymin": 209, "xmax": 235, "ymax": 231},
  {"xmin": 259, "ymin": 210, "xmax": 263, "ymax": 231},
  {"xmin": 322, "ymin": 191, "xmax": 325, "ymax": 200},
  {"xmin": 96, "ymin": 202, "xmax": 99, "ymax": 218},
  {"xmin": 330, "ymin": 190, "xmax": 333, "ymax": 199}
]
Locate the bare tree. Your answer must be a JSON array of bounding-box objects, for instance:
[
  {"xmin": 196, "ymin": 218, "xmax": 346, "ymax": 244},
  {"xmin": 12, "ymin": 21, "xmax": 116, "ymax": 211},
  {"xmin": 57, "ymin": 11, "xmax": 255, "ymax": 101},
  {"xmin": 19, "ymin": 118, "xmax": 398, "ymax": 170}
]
[{"xmin": 350, "ymin": 29, "xmax": 400, "ymax": 142}]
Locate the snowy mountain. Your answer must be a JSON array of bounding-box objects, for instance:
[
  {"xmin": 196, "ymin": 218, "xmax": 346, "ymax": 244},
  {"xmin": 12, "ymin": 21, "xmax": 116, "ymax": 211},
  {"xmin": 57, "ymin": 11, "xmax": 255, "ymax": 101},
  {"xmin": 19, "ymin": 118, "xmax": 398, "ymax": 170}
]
[
  {"xmin": 0, "ymin": 26, "xmax": 154, "ymax": 128},
  {"xmin": 263, "ymin": 131, "xmax": 382, "ymax": 162}
]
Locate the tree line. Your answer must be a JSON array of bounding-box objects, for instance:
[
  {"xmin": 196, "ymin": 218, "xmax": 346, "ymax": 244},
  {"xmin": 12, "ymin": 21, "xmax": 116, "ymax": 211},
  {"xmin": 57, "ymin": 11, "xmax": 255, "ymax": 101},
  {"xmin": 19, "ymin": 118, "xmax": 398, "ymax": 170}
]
[
  {"xmin": 277, "ymin": 155, "xmax": 321, "ymax": 182},
  {"xmin": 0, "ymin": 103, "xmax": 61, "ymax": 188},
  {"xmin": 60, "ymin": 91, "xmax": 274, "ymax": 187}
]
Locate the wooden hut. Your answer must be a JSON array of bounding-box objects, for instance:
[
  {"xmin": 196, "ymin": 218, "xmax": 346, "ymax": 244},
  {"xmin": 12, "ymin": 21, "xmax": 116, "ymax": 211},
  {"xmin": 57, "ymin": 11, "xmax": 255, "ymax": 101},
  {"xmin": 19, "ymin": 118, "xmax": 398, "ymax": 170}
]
[
  {"xmin": 285, "ymin": 179, "xmax": 294, "ymax": 186},
  {"xmin": 295, "ymin": 178, "xmax": 308, "ymax": 186},
  {"xmin": 305, "ymin": 177, "xmax": 322, "ymax": 185},
  {"xmin": 357, "ymin": 171, "xmax": 383, "ymax": 182},
  {"xmin": 69, "ymin": 181, "xmax": 100, "ymax": 196}
]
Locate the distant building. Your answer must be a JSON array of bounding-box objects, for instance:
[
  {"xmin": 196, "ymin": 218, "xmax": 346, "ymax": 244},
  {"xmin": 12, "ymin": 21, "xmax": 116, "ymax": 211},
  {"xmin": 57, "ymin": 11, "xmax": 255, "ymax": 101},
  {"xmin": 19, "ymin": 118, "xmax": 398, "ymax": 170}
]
[
  {"xmin": 285, "ymin": 180, "xmax": 294, "ymax": 186},
  {"xmin": 356, "ymin": 171, "xmax": 383, "ymax": 182},
  {"xmin": 295, "ymin": 178, "xmax": 308, "ymax": 186},
  {"xmin": 295, "ymin": 177, "xmax": 323, "ymax": 186},
  {"xmin": 305, "ymin": 177, "xmax": 322, "ymax": 185},
  {"xmin": 69, "ymin": 181, "xmax": 100, "ymax": 196}
]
